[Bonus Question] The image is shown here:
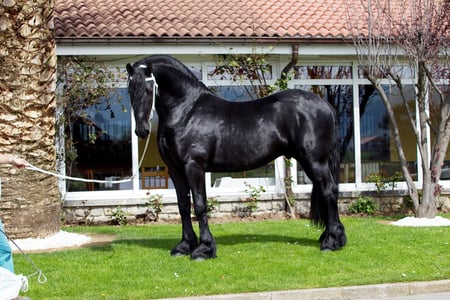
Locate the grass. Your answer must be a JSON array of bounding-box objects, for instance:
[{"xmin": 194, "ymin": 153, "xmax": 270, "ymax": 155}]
[{"xmin": 14, "ymin": 215, "xmax": 450, "ymax": 300}]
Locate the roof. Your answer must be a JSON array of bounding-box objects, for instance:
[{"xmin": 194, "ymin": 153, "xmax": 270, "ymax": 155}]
[{"xmin": 54, "ymin": 0, "xmax": 358, "ymax": 42}]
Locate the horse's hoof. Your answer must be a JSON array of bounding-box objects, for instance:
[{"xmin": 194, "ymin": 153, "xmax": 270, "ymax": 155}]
[
  {"xmin": 170, "ymin": 240, "xmax": 195, "ymax": 257},
  {"xmin": 319, "ymin": 232, "xmax": 347, "ymax": 251},
  {"xmin": 319, "ymin": 224, "xmax": 347, "ymax": 251},
  {"xmin": 191, "ymin": 243, "xmax": 216, "ymax": 260}
]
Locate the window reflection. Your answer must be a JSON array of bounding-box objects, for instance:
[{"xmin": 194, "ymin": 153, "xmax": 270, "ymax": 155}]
[
  {"xmin": 294, "ymin": 85, "xmax": 355, "ymax": 184},
  {"xmin": 429, "ymin": 85, "xmax": 450, "ymax": 179},
  {"xmin": 68, "ymin": 89, "xmax": 132, "ymax": 191},
  {"xmin": 358, "ymin": 65, "xmax": 415, "ymax": 79},
  {"xmin": 359, "ymin": 85, "xmax": 417, "ymax": 181},
  {"xmin": 207, "ymin": 65, "xmax": 273, "ymax": 81},
  {"xmin": 294, "ymin": 66, "xmax": 352, "ymax": 79}
]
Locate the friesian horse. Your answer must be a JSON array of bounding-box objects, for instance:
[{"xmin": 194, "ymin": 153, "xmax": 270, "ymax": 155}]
[{"xmin": 126, "ymin": 55, "xmax": 346, "ymax": 260}]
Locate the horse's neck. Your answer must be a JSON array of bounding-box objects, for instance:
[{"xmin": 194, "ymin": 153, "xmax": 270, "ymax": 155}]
[{"xmin": 154, "ymin": 66, "xmax": 201, "ymax": 119}]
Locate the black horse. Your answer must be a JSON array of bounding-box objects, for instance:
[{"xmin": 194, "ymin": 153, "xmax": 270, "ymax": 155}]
[{"xmin": 126, "ymin": 55, "xmax": 346, "ymax": 260}]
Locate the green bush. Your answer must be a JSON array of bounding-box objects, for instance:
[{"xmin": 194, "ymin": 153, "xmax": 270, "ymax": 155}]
[
  {"xmin": 110, "ymin": 206, "xmax": 129, "ymax": 225},
  {"xmin": 349, "ymin": 196, "xmax": 378, "ymax": 215}
]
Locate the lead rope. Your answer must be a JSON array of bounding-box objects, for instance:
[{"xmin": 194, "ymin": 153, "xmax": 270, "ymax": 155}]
[
  {"xmin": 26, "ymin": 72, "xmax": 157, "ymax": 186},
  {"xmin": 1, "ymin": 227, "xmax": 47, "ymax": 287},
  {"xmin": 25, "ymin": 133, "xmax": 151, "ymax": 185}
]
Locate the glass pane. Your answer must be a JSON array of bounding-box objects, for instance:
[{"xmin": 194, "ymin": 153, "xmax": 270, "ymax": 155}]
[
  {"xmin": 211, "ymin": 85, "xmax": 258, "ymax": 102},
  {"xmin": 207, "ymin": 65, "xmax": 273, "ymax": 80},
  {"xmin": 294, "ymin": 66, "xmax": 352, "ymax": 79},
  {"xmin": 67, "ymin": 89, "xmax": 132, "ymax": 191},
  {"xmin": 429, "ymin": 84, "xmax": 450, "ymax": 179},
  {"xmin": 186, "ymin": 64, "xmax": 202, "ymax": 80},
  {"xmin": 358, "ymin": 65, "xmax": 415, "ymax": 79},
  {"xmin": 138, "ymin": 113, "xmax": 172, "ymax": 190},
  {"xmin": 359, "ymin": 85, "xmax": 417, "ymax": 182},
  {"xmin": 294, "ymin": 85, "xmax": 355, "ymax": 184}
]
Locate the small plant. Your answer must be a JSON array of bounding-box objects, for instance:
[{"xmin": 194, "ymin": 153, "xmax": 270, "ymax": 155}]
[
  {"xmin": 349, "ymin": 196, "xmax": 378, "ymax": 215},
  {"xmin": 366, "ymin": 173, "xmax": 388, "ymax": 192},
  {"xmin": 367, "ymin": 171, "xmax": 404, "ymax": 192},
  {"xmin": 388, "ymin": 171, "xmax": 403, "ymax": 190},
  {"xmin": 207, "ymin": 197, "xmax": 219, "ymax": 217},
  {"xmin": 145, "ymin": 193, "xmax": 163, "ymax": 221},
  {"xmin": 190, "ymin": 197, "xmax": 219, "ymax": 218},
  {"xmin": 242, "ymin": 182, "xmax": 265, "ymax": 215},
  {"xmin": 111, "ymin": 206, "xmax": 129, "ymax": 225}
]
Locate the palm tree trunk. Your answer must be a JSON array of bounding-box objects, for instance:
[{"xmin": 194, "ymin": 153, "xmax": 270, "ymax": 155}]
[{"xmin": 0, "ymin": 0, "xmax": 60, "ymax": 238}]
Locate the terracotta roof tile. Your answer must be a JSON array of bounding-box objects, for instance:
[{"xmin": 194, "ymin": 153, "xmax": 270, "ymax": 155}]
[{"xmin": 54, "ymin": 0, "xmax": 368, "ymax": 40}]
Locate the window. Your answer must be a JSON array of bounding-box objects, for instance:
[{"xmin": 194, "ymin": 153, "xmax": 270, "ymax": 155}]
[
  {"xmin": 429, "ymin": 84, "xmax": 450, "ymax": 179},
  {"xmin": 67, "ymin": 89, "xmax": 132, "ymax": 191},
  {"xmin": 294, "ymin": 65, "xmax": 352, "ymax": 80},
  {"xmin": 293, "ymin": 64, "xmax": 354, "ymax": 184},
  {"xmin": 359, "ymin": 85, "xmax": 417, "ymax": 181},
  {"xmin": 294, "ymin": 84, "xmax": 355, "ymax": 184}
]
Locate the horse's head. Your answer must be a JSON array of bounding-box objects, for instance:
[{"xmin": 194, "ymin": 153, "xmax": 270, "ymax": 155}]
[{"xmin": 126, "ymin": 62, "xmax": 157, "ymax": 138}]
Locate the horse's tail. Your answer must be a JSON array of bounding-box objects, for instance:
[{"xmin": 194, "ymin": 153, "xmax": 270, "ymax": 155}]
[
  {"xmin": 310, "ymin": 112, "xmax": 340, "ymax": 228},
  {"xmin": 329, "ymin": 128, "xmax": 340, "ymax": 196}
]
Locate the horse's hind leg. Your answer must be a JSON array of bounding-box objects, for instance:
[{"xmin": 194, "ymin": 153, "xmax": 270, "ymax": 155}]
[
  {"xmin": 169, "ymin": 169, "xmax": 199, "ymax": 256},
  {"xmin": 305, "ymin": 162, "xmax": 347, "ymax": 251}
]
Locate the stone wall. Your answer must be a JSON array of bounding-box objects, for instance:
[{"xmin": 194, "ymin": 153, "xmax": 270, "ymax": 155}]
[{"xmin": 62, "ymin": 191, "xmax": 450, "ymax": 225}]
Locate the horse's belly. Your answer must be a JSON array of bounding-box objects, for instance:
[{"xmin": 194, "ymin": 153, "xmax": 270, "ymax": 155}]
[{"xmin": 207, "ymin": 141, "xmax": 282, "ymax": 172}]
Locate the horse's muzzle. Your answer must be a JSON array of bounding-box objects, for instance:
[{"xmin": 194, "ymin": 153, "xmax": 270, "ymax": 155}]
[{"xmin": 135, "ymin": 128, "xmax": 150, "ymax": 139}]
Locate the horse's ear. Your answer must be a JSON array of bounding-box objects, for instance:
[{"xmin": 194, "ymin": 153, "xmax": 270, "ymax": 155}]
[
  {"xmin": 126, "ymin": 63, "xmax": 134, "ymax": 76},
  {"xmin": 144, "ymin": 64, "xmax": 153, "ymax": 77}
]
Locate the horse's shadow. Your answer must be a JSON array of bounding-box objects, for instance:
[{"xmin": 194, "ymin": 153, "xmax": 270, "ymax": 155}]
[{"xmin": 88, "ymin": 233, "xmax": 318, "ymax": 253}]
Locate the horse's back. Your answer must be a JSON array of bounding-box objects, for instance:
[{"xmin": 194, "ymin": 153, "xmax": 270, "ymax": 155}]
[{"xmin": 177, "ymin": 88, "xmax": 336, "ymax": 171}]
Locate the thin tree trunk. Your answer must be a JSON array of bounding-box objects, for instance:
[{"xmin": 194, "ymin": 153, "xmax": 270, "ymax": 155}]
[
  {"xmin": 368, "ymin": 75, "xmax": 420, "ymax": 210},
  {"xmin": 0, "ymin": 0, "xmax": 60, "ymax": 238},
  {"xmin": 415, "ymin": 62, "xmax": 437, "ymax": 218}
]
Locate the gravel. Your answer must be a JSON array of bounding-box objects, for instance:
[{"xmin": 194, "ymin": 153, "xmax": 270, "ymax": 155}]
[
  {"xmin": 9, "ymin": 231, "xmax": 91, "ymax": 252},
  {"xmin": 391, "ymin": 216, "xmax": 450, "ymax": 227}
]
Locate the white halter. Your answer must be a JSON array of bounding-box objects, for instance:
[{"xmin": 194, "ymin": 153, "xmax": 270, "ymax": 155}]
[{"xmin": 131, "ymin": 64, "xmax": 158, "ymax": 120}]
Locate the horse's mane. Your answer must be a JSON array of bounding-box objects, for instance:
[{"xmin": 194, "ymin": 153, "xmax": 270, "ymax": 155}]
[{"xmin": 134, "ymin": 55, "xmax": 211, "ymax": 91}]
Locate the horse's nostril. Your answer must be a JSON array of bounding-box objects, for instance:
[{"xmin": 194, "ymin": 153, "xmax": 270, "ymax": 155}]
[{"xmin": 135, "ymin": 128, "xmax": 150, "ymax": 138}]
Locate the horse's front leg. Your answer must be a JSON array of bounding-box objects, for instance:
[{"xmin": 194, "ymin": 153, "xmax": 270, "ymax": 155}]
[
  {"xmin": 169, "ymin": 169, "xmax": 198, "ymax": 256},
  {"xmin": 185, "ymin": 162, "xmax": 216, "ymax": 260}
]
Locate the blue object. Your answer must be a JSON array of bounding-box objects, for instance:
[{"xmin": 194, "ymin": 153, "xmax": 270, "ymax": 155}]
[{"xmin": 0, "ymin": 219, "xmax": 14, "ymax": 273}]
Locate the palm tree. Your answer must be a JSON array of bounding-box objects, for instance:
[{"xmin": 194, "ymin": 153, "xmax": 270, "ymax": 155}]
[{"xmin": 0, "ymin": 0, "xmax": 60, "ymax": 238}]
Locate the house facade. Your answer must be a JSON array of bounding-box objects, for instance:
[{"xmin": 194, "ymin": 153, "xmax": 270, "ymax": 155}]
[{"xmin": 54, "ymin": 0, "xmax": 450, "ymax": 222}]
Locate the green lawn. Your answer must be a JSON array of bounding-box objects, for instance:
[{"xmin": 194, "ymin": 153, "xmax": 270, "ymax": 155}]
[{"xmin": 14, "ymin": 216, "xmax": 450, "ymax": 300}]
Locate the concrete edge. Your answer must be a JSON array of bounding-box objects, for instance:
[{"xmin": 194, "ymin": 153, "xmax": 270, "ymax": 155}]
[{"xmin": 160, "ymin": 280, "xmax": 450, "ymax": 300}]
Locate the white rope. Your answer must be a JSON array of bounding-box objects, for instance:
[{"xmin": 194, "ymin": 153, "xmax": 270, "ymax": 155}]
[
  {"xmin": 2, "ymin": 228, "xmax": 47, "ymax": 285},
  {"xmin": 26, "ymin": 134, "xmax": 151, "ymax": 185},
  {"xmin": 26, "ymin": 72, "xmax": 157, "ymax": 185}
]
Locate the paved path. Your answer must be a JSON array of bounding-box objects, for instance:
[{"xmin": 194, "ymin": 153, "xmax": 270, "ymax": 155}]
[{"xmin": 161, "ymin": 280, "xmax": 450, "ymax": 300}]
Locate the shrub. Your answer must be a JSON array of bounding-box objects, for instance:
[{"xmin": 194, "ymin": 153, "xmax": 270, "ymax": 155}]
[
  {"xmin": 242, "ymin": 183, "xmax": 265, "ymax": 215},
  {"xmin": 207, "ymin": 197, "xmax": 219, "ymax": 217},
  {"xmin": 111, "ymin": 206, "xmax": 129, "ymax": 225},
  {"xmin": 145, "ymin": 194, "xmax": 163, "ymax": 221},
  {"xmin": 349, "ymin": 196, "xmax": 378, "ymax": 215}
]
